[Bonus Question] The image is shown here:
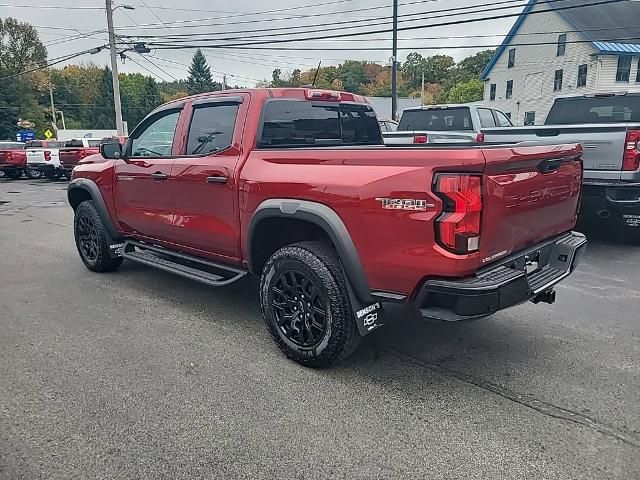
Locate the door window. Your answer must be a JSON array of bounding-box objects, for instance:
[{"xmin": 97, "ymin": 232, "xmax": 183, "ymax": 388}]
[
  {"xmin": 477, "ymin": 108, "xmax": 496, "ymax": 128},
  {"xmin": 187, "ymin": 103, "xmax": 239, "ymax": 155},
  {"xmin": 494, "ymin": 110, "xmax": 513, "ymax": 127},
  {"xmin": 130, "ymin": 110, "xmax": 180, "ymax": 157}
]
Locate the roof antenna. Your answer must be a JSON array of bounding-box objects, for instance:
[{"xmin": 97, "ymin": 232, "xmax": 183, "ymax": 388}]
[{"xmin": 312, "ymin": 61, "xmax": 322, "ymax": 87}]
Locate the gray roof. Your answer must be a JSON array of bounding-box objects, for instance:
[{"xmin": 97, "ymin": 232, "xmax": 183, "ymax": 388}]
[{"xmin": 557, "ymin": 0, "xmax": 640, "ymax": 45}]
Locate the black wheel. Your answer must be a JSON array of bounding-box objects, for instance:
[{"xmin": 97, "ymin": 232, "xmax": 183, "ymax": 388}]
[
  {"xmin": 25, "ymin": 167, "xmax": 43, "ymax": 179},
  {"xmin": 74, "ymin": 200, "xmax": 123, "ymax": 272},
  {"xmin": 0, "ymin": 170, "xmax": 5, "ymax": 178},
  {"xmin": 4, "ymin": 169, "xmax": 21, "ymax": 179},
  {"xmin": 63, "ymin": 170, "xmax": 72, "ymax": 180},
  {"xmin": 260, "ymin": 241, "xmax": 361, "ymax": 368}
]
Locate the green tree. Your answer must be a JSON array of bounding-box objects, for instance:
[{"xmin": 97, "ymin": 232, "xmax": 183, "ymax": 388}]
[
  {"xmin": 0, "ymin": 18, "xmax": 47, "ymax": 138},
  {"xmin": 86, "ymin": 67, "xmax": 116, "ymax": 129},
  {"xmin": 446, "ymin": 79, "xmax": 484, "ymax": 104},
  {"xmin": 186, "ymin": 49, "xmax": 216, "ymax": 94},
  {"xmin": 457, "ymin": 49, "xmax": 496, "ymax": 79},
  {"xmin": 120, "ymin": 73, "xmax": 163, "ymax": 129},
  {"xmin": 423, "ymin": 55, "xmax": 455, "ymax": 85}
]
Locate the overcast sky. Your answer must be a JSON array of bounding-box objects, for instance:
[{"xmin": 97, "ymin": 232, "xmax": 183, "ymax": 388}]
[{"xmin": 2, "ymin": 0, "xmax": 519, "ymax": 85}]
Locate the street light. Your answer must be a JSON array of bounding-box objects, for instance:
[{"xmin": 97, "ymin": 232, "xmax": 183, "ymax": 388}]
[{"xmin": 106, "ymin": 2, "xmax": 135, "ymax": 136}]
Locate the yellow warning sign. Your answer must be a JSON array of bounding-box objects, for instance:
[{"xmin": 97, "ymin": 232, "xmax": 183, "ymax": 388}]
[{"xmin": 44, "ymin": 129, "xmax": 54, "ymax": 139}]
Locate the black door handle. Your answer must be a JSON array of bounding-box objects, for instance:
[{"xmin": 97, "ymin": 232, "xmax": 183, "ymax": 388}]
[
  {"xmin": 151, "ymin": 172, "xmax": 167, "ymax": 181},
  {"xmin": 206, "ymin": 175, "xmax": 228, "ymax": 184}
]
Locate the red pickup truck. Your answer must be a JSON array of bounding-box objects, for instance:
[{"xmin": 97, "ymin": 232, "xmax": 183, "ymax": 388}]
[
  {"xmin": 67, "ymin": 88, "xmax": 587, "ymax": 367},
  {"xmin": 0, "ymin": 141, "xmax": 27, "ymax": 179}
]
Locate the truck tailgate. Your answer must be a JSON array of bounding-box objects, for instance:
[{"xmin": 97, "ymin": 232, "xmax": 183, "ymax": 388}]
[
  {"xmin": 479, "ymin": 143, "xmax": 582, "ymax": 263},
  {"xmin": 483, "ymin": 125, "xmax": 628, "ymax": 174}
]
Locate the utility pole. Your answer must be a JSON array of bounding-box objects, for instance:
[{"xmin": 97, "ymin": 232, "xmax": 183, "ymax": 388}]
[
  {"xmin": 106, "ymin": 0, "xmax": 125, "ymax": 136},
  {"xmin": 391, "ymin": 0, "xmax": 398, "ymax": 121},
  {"xmin": 48, "ymin": 83, "xmax": 57, "ymax": 130},
  {"xmin": 421, "ymin": 72, "xmax": 425, "ymax": 106},
  {"xmin": 58, "ymin": 111, "xmax": 67, "ymax": 130},
  {"xmin": 222, "ymin": 74, "xmax": 227, "ymax": 90}
]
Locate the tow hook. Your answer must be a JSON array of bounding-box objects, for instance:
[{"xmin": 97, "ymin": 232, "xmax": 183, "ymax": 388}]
[{"xmin": 531, "ymin": 289, "xmax": 556, "ymax": 305}]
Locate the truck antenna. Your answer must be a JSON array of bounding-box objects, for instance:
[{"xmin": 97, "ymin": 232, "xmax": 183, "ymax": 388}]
[{"xmin": 312, "ymin": 61, "xmax": 322, "ymax": 87}]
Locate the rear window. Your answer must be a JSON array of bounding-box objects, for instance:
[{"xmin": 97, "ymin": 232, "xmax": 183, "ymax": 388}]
[
  {"xmin": 259, "ymin": 100, "xmax": 382, "ymax": 147},
  {"xmin": 64, "ymin": 140, "xmax": 84, "ymax": 148},
  {"xmin": 0, "ymin": 142, "xmax": 25, "ymax": 150},
  {"xmin": 26, "ymin": 141, "xmax": 45, "ymax": 148},
  {"xmin": 546, "ymin": 95, "xmax": 640, "ymax": 124},
  {"xmin": 398, "ymin": 107, "xmax": 474, "ymax": 131}
]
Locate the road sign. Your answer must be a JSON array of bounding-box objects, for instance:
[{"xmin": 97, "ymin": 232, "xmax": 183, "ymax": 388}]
[
  {"xmin": 44, "ymin": 129, "xmax": 54, "ymax": 140},
  {"xmin": 16, "ymin": 130, "xmax": 36, "ymax": 142}
]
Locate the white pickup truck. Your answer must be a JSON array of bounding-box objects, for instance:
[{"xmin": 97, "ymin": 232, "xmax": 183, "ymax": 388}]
[
  {"xmin": 25, "ymin": 140, "xmax": 65, "ymax": 180},
  {"xmin": 382, "ymin": 104, "xmax": 513, "ymax": 144}
]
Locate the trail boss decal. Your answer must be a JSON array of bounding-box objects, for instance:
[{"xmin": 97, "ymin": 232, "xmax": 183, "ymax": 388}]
[{"xmin": 376, "ymin": 198, "xmax": 435, "ymax": 211}]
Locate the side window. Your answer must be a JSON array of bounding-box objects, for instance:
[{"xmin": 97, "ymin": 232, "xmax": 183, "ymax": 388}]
[
  {"xmin": 494, "ymin": 110, "xmax": 513, "ymax": 127},
  {"xmin": 187, "ymin": 103, "xmax": 239, "ymax": 155},
  {"xmin": 130, "ymin": 110, "xmax": 180, "ymax": 157},
  {"xmin": 477, "ymin": 108, "xmax": 496, "ymax": 128}
]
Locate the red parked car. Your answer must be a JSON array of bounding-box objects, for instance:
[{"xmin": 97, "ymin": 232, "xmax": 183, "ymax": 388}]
[
  {"xmin": 0, "ymin": 141, "xmax": 27, "ymax": 179},
  {"xmin": 67, "ymin": 88, "xmax": 587, "ymax": 367}
]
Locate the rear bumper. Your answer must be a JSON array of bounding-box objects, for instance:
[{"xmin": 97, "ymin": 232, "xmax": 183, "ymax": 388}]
[
  {"xmin": 414, "ymin": 231, "xmax": 587, "ymax": 321},
  {"xmin": 582, "ymin": 181, "xmax": 640, "ymax": 213}
]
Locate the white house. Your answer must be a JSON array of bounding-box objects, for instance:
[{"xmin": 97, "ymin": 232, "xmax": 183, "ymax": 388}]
[{"xmin": 481, "ymin": 0, "xmax": 640, "ymax": 125}]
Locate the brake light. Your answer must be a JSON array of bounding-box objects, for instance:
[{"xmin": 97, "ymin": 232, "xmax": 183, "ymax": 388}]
[
  {"xmin": 44, "ymin": 150, "xmax": 51, "ymax": 161},
  {"xmin": 476, "ymin": 133, "xmax": 485, "ymax": 143},
  {"xmin": 78, "ymin": 149, "xmax": 90, "ymax": 159},
  {"xmin": 623, "ymin": 129, "xmax": 640, "ymax": 171},
  {"xmin": 434, "ymin": 174, "xmax": 482, "ymax": 253},
  {"xmin": 413, "ymin": 135, "xmax": 428, "ymax": 144},
  {"xmin": 305, "ymin": 89, "xmax": 341, "ymax": 101}
]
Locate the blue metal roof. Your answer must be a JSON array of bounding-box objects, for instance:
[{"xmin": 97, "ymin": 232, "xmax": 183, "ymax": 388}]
[{"xmin": 593, "ymin": 42, "xmax": 640, "ymax": 55}]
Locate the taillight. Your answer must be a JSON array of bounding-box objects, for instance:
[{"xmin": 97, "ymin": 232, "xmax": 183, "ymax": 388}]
[
  {"xmin": 434, "ymin": 173, "xmax": 482, "ymax": 254},
  {"xmin": 413, "ymin": 135, "xmax": 428, "ymax": 144},
  {"xmin": 44, "ymin": 150, "xmax": 51, "ymax": 161},
  {"xmin": 476, "ymin": 133, "xmax": 485, "ymax": 143},
  {"xmin": 79, "ymin": 149, "xmax": 89, "ymax": 159},
  {"xmin": 623, "ymin": 129, "xmax": 640, "ymax": 171}
]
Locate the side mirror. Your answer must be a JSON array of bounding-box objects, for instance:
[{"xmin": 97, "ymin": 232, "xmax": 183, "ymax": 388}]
[{"xmin": 100, "ymin": 142, "xmax": 123, "ymax": 160}]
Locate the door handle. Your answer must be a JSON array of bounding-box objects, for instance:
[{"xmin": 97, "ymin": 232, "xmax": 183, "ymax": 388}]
[
  {"xmin": 206, "ymin": 175, "xmax": 228, "ymax": 184},
  {"xmin": 151, "ymin": 172, "xmax": 167, "ymax": 181}
]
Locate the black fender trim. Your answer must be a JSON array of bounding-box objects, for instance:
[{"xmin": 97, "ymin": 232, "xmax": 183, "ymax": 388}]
[
  {"xmin": 67, "ymin": 178, "xmax": 122, "ymax": 242},
  {"xmin": 248, "ymin": 199, "xmax": 374, "ymax": 305}
]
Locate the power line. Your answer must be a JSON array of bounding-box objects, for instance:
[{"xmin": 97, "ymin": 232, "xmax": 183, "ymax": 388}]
[
  {"xmin": 125, "ymin": 55, "xmax": 174, "ymax": 81},
  {"xmin": 142, "ymin": 0, "xmax": 632, "ymax": 50},
  {"xmin": 0, "ymin": 3, "xmax": 103, "ymax": 9}
]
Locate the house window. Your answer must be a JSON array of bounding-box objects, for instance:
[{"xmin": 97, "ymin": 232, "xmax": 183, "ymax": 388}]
[
  {"xmin": 557, "ymin": 34, "xmax": 567, "ymax": 56},
  {"xmin": 490, "ymin": 83, "xmax": 496, "ymax": 100},
  {"xmin": 524, "ymin": 112, "xmax": 536, "ymax": 126},
  {"xmin": 508, "ymin": 48, "xmax": 516, "ymax": 68},
  {"xmin": 506, "ymin": 80, "xmax": 513, "ymax": 99},
  {"xmin": 577, "ymin": 64, "xmax": 588, "ymax": 87},
  {"xmin": 617, "ymin": 56, "xmax": 631, "ymax": 82},
  {"xmin": 554, "ymin": 69, "xmax": 563, "ymax": 91}
]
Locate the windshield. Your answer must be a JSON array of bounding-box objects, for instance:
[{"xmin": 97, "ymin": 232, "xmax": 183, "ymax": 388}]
[
  {"xmin": 546, "ymin": 95, "xmax": 640, "ymax": 124},
  {"xmin": 398, "ymin": 107, "xmax": 474, "ymax": 131}
]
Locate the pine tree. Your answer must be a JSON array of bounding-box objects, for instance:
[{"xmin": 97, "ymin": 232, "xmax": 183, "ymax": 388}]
[
  {"xmin": 186, "ymin": 49, "xmax": 216, "ymax": 94},
  {"xmin": 88, "ymin": 67, "xmax": 116, "ymax": 129}
]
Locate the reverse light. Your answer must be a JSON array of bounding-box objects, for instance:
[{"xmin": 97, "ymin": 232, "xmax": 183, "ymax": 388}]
[
  {"xmin": 305, "ymin": 89, "xmax": 341, "ymax": 101},
  {"xmin": 413, "ymin": 135, "xmax": 428, "ymax": 144},
  {"xmin": 623, "ymin": 129, "xmax": 640, "ymax": 171},
  {"xmin": 434, "ymin": 174, "xmax": 482, "ymax": 254}
]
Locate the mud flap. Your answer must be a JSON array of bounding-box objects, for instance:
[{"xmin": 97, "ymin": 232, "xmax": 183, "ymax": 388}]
[
  {"xmin": 108, "ymin": 241, "xmax": 125, "ymax": 259},
  {"xmin": 345, "ymin": 280, "xmax": 385, "ymax": 336}
]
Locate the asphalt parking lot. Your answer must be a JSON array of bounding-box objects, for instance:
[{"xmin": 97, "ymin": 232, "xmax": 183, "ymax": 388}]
[{"xmin": 1, "ymin": 179, "xmax": 639, "ymax": 480}]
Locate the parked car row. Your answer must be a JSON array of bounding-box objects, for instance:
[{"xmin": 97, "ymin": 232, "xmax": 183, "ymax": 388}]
[
  {"xmin": 0, "ymin": 137, "xmax": 122, "ymax": 181},
  {"xmin": 384, "ymin": 92, "xmax": 640, "ymax": 243}
]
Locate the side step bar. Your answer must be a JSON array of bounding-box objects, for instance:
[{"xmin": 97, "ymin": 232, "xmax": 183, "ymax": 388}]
[{"xmin": 122, "ymin": 240, "xmax": 247, "ymax": 287}]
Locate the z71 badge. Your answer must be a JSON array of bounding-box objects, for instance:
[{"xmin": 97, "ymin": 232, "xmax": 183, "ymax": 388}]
[{"xmin": 376, "ymin": 198, "xmax": 435, "ymax": 211}]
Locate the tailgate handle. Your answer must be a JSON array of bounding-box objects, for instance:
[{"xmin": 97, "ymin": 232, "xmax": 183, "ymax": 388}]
[{"xmin": 538, "ymin": 158, "xmax": 565, "ymax": 174}]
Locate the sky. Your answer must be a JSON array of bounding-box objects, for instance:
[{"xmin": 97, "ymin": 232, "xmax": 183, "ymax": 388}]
[{"xmin": 1, "ymin": 0, "xmax": 520, "ymax": 86}]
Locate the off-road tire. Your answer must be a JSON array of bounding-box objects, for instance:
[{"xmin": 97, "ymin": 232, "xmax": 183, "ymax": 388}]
[
  {"xmin": 260, "ymin": 241, "xmax": 361, "ymax": 368},
  {"xmin": 25, "ymin": 167, "xmax": 43, "ymax": 179},
  {"xmin": 74, "ymin": 200, "xmax": 123, "ymax": 272}
]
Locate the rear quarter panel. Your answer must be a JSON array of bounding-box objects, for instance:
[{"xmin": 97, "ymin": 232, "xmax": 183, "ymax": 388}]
[{"xmin": 240, "ymin": 147, "xmax": 487, "ymax": 295}]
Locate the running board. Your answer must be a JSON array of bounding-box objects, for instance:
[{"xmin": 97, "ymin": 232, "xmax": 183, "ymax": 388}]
[{"xmin": 122, "ymin": 240, "xmax": 247, "ymax": 287}]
